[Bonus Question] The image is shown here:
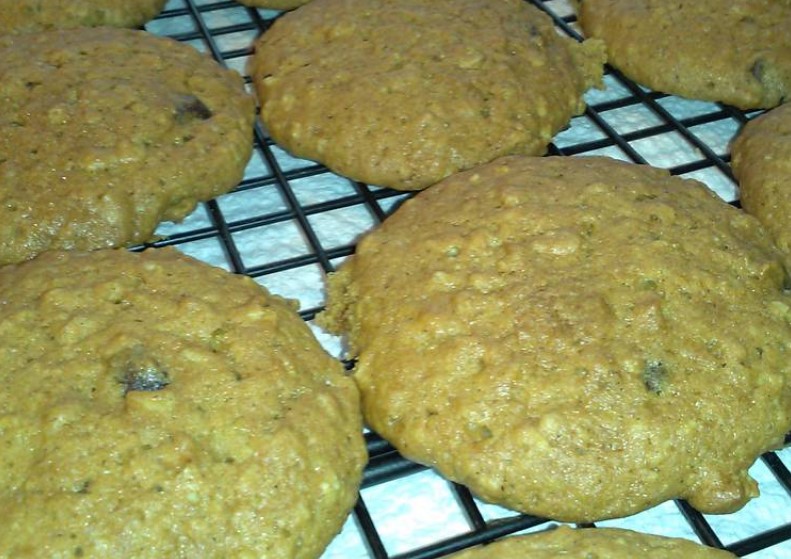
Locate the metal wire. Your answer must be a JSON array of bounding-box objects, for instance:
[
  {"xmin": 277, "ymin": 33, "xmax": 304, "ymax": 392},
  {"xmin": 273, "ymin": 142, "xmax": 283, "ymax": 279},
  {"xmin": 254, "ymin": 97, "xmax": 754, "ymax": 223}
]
[{"xmin": 143, "ymin": 1, "xmax": 791, "ymax": 556}]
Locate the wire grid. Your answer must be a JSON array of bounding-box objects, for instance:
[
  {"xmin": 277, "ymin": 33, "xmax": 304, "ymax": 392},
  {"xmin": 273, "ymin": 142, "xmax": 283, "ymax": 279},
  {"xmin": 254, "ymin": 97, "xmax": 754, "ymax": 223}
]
[{"xmin": 141, "ymin": 0, "xmax": 791, "ymax": 557}]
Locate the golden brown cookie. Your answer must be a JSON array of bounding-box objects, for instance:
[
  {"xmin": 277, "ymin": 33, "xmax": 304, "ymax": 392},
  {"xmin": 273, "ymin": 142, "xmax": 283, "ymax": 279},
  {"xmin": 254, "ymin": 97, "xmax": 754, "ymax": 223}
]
[
  {"xmin": 731, "ymin": 102, "xmax": 791, "ymax": 268},
  {"xmin": 0, "ymin": 27, "xmax": 255, "ymax": 265},
  {"xmin": 0, "ymin": 0, "xmax": 167, "ymax": 34},
  {"xmin": 236, "ymin": 0, "xmax": 310, "ymax": 9},
  {"xmin": 450, "ymin": 526, "xmax": 735, "ymax": 558},
  {"xmin": 576, "ymin": 0, "xmax": 791, "ymax": 109},
  {"xmin": 319, "ymin": 155, "xmax": 791, "ymax": 522},
  {"xmin": 0, "ymin": 247, "xmax": 366, "ymax": 558},
  {"xmin": 251, "ymin": 0, "xmax": 605, "ymax": 190}
]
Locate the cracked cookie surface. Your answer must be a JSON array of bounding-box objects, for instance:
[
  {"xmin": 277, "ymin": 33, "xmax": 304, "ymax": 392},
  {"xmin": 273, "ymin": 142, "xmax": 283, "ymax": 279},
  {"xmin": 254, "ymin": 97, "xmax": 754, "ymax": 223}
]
[
  {"xmin": 320, "ymin": 155, "xmax": 791, "ymax": 522},
  {"xmin": 0, "ymin": 247, "xmax": 366, "ymax": 559},
  {"xmin": 251, "ymin": 0, "xmax": 605, "ymax": 190},
  {"xmin": 0, "ymin": 27, "xmax": 255, "ymax": 265}
]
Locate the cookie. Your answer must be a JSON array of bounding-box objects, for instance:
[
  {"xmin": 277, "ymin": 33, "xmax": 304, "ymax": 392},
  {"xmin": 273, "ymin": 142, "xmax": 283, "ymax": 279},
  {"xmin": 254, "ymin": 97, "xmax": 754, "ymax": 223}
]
[
  {"xmin": 576, "ymin": 0, "xmax": 791, "ymax": 109},
  {"xmin": 731, "ymin": 102, "xmax": 791, "ymax": 268},
  {"xmin": 0, "ymin": 0, "xmax": 167, "ymax": 34},
  {"xmin": 251, "ymin": 0, "xmax": 605, "ymax": 190},
  {"xmin": 319, "ymin": 155, "xmax": 791, "ymax": 522},
  {"xmin": 449, "ymin": 526, "xmax": 735, "ymax": 558},
  {"xmin": 236, "ymin": 0, "xmax": 311, "ymax": 9},
  {"xmin": 0, "ymin": 247, "xmax": 366, "ymax": 558},
  {"xmin": 0, "ymin": 27, "xmax": 255, "ymax": 265}
]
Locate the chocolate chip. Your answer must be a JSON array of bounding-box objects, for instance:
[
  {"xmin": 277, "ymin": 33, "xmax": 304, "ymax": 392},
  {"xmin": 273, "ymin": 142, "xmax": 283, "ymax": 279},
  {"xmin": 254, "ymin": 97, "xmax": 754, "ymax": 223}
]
[
  {"xmin": 642, "ymin": 360, "xmax": 667, "ymax": 395},
  {"xmin": 113, "ymin": 347, "xmax": 171, "ymax": 395},
  {"xmin": 120, "ymin": 366, "xmax": 170, "ymax": 394},
  {"xmin": 750, "ymin": 58, "xmax": 766, "ymax": 82},
  {"xmin": 174, "ymin": 94, "xmax": 213, "ymax": 123}
]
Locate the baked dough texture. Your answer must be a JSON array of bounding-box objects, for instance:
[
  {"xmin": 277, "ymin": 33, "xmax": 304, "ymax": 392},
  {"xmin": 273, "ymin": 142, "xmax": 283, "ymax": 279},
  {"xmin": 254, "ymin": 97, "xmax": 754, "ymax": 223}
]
[
  {"xmin": 0, "ymin": 248, "xmax": 366, "ymax": 559},
  {"xmin": 0, "ymin": 27, "xmax": 255, "ymax": 265},
  {"xmin": 251, "ymin": 0, "xmax": 605, "ymax": 190},
  {"xmin": 0, "ymin": 0, "xmax": 167, "ymax": 34},
  {"xmin": 236, "ymin": 0, "xmax": 310, "ymax": 9},
  {"xmin": 731, "ymin": 102, "xmax": 791, "ymax": 268},
  {"xmin": 320, "ymin": 155, "xmax": 791, "ymax": 522},
  {"xmin": 576, "ymin": 0, "xmax": 791, "ymax": 109},
  {"xmin": 449, "ymin": 526, "xmax": 735, "ymax": 558}
]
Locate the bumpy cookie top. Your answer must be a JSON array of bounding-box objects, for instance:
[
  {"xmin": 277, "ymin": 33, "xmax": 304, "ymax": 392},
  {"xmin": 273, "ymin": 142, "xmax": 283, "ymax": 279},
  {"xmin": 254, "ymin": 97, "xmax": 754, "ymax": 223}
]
[
  {"xmin": 320, "ymin": 155, "xmax": 791, "ymax": 522},
  {"xmin": 236, "ymin": 0, "xmax": 311, "ymax": 9},
  {"xmin": 0, "ymin": 0, "xmax": 167, "ymax": 34},
  {"xmin": 0, "ymin": 248, "xmax": 366, "ymax": 559},
  {"xmin": 0, "ymin": 27, "xmax": 255, "ymax": 265},
  {"xmin": 449, "ymin": 526, "xmax": 735, "ymax": 558},
  {"xmin": 251, "ymin": 0, "xmax": 605, "ymax": 190},
  {"xmin": 731, "ymin": 102, "xmax": 791, "ymax": 268},
  {"xmin": 577, "ymin": 0, "xmax": 791, "ymax": 109}
]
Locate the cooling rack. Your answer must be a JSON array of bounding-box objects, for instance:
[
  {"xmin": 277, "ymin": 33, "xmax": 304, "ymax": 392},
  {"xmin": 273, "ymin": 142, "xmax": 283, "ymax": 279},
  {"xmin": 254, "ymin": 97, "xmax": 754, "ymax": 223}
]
[{"xmin": 141, "ymin": 0, "xmax": 791, "ymax": 557}]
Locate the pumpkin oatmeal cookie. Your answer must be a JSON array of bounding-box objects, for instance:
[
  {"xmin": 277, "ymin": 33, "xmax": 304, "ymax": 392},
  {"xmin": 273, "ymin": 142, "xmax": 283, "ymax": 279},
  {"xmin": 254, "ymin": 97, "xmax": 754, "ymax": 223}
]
[
  {"xmin": 236, "ymin": 0, "xmax": 310, "ymax": 10},
  {"xmin": 731, "ymin": 102, "xmax": 791, "ymax": 268},
  {"xmin": 320, "ymin": 155, "xmax": 791, "ymax": 522},
  {"xmin": 0, "ymin": 0, "xmax": 167, "ymax": 34},
  {"xmin": 449, "ymin": 526, "xmax": 735, "ymax": 558},
  {"xmin": 576, "ymin": 0, "xmax": 791, "ymax": 109},
  {"xmin": 251, "ymin": 0, "xmax": 605, "ymax": 190},
  {"xmin": 0, "ymin": 27, "xmax": 255, "ymax": 265},
  {"xmin": 0, "ymin": 247, "xmax": 366, "ymax": 559}
]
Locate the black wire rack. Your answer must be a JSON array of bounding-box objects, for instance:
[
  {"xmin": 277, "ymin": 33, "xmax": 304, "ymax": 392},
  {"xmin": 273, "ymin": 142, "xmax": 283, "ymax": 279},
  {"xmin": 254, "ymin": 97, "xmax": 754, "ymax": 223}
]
[{"xmin": 141, "ymin": 0, "xmax": 791, "ymax": 557}]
